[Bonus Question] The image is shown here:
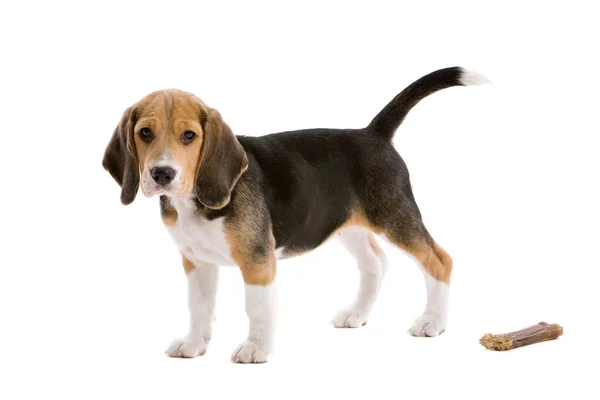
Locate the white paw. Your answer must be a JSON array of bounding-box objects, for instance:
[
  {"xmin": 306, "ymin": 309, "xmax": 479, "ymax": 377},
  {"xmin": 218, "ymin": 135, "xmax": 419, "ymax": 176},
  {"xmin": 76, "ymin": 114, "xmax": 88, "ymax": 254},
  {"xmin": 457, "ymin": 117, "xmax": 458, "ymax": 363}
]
[
  {"xmin": 331, "ymin": 308, "xmax": 370, "ymax": 328},
  {"xmin": 165, "ymin": 337, "xmax": 208, "ymax": 358},
  {"xmin": 231, "ymin": 340, "xmax": 271, "ymax": 364},
  {"xmin": 409, "ymin": 313, "xmax": 446, "ymax": 337}
]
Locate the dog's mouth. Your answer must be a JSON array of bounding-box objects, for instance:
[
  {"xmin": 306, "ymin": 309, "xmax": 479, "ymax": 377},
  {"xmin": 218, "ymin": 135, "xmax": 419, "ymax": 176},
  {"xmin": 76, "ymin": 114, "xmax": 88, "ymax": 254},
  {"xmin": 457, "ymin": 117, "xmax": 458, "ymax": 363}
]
[
  {"xmin": 142, "ymin": 183, "xmax": 171, "ymax": 197},
  {"xmin": 141, "ymin": 180, "xmax": 192, "ymax": 199}
]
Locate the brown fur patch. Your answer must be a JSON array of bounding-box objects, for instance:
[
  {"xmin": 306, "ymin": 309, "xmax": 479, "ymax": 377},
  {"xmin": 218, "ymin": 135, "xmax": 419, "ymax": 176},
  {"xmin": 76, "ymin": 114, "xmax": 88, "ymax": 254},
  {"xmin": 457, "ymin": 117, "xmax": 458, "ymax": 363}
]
[
  {"xmin": 431, "ymin": 243, "xmax": 453, "ymax": 283},
  {"xmin": 224, "ymin": 226, "xmax": 276, "ymax": 286},
  {"xmin": 181, "ymin": 255, "xmax": 195, "ymax": 275},
  {"xmin": 338, "ymin": 211, "xmax": 382, "ymax": 233},
  {"xmin": 393, "ymin": 241, "xmax": 453, "ymax": 284},
  {"xmin": 239, "ymin": 257, "xmax": 276, "ymax": 286},
  {"xmin": 160, "ymin": 196, "xmax": 178, "ymax": 226}
]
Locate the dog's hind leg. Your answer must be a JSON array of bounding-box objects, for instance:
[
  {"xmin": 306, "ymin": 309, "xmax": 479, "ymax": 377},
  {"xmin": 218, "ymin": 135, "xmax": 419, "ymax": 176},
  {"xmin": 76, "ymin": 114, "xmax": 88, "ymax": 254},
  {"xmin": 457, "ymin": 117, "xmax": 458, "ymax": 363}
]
[
  {"xmin": 409, "ymin": 241, "xmax": 452, "ymax": 337},
  {"xmin": 361, "ymin": 181, "xmax": 453, "ymax": 337},
  {"xmin": 332, "ymin": 227, "xmax": 388, "ymax": 328},
  {"xmin": 386, "ymin": 229, "xmax": 453, "ymax": 337}
]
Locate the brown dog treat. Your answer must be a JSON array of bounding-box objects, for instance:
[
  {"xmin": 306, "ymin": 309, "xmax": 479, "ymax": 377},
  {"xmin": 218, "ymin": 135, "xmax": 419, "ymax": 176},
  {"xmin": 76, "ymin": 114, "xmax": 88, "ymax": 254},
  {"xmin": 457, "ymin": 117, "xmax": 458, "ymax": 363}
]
[{"xmin": 480, "ymin": 322, "xmax": 563, "ymax": 351}]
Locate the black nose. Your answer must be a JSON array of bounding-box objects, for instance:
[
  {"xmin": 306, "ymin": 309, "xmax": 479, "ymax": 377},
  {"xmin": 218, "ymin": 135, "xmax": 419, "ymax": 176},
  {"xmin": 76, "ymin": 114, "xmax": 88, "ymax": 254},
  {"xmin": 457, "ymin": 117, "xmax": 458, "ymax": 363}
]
[{"xmin": 151, "ymin": 166, "xmax": 176, "ymax": 186}]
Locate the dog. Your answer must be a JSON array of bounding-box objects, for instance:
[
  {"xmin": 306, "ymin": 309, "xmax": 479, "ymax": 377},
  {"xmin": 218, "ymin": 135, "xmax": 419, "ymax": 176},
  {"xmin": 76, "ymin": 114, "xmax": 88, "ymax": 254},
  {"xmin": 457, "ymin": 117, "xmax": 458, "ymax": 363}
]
[{"xmin": 103, "ymin": 67, "xmax": 487, "ymax": 363}]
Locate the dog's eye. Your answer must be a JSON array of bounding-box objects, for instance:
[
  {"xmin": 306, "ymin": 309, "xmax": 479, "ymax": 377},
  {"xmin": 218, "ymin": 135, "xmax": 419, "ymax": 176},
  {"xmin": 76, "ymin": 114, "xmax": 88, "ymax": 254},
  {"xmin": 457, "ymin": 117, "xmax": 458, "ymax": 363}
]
[
  {"xmin": 182, "ymin": 130, "xmax": 196, "ymax": 144},
  {"xmin": 139, "ymin": 128, "xmax": 153, "ymax": 142}
]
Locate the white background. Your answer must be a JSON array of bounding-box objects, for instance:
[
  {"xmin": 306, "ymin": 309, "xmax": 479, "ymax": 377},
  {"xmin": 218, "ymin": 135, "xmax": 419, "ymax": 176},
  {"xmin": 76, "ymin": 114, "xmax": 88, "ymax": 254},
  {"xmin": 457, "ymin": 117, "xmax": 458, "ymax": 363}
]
[{"xmin": 1, "ymin": 1, "xmax": 598, "ymax": 399}]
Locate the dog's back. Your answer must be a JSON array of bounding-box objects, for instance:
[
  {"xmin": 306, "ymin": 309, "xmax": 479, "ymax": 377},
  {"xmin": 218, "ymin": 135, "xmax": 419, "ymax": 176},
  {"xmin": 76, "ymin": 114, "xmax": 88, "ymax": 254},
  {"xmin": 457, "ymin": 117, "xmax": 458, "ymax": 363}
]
[{"xmin": 236, "ymin": 67, "xmax": 489, "ymax": 255}]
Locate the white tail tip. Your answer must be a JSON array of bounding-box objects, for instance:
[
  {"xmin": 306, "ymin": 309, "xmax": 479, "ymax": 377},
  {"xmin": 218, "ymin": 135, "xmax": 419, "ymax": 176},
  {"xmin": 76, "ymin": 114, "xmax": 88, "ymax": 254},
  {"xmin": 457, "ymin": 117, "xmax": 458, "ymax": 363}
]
[{"xmin": 460, "ymin": 69, "xmax": 491, "ymax": 86}]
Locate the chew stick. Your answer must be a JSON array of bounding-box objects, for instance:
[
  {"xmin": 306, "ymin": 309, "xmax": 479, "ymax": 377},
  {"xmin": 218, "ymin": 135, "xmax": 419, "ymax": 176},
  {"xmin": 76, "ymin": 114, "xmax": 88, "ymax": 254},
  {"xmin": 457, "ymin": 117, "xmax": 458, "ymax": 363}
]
[{"xmin": 480, "ymin": 322, "xmax": 563, "ymax": 351}]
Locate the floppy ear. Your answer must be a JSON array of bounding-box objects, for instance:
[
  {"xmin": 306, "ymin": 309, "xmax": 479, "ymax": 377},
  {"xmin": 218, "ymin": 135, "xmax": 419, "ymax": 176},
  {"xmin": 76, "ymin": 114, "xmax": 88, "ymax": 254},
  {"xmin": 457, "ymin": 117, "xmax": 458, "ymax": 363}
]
[
  {"xmin": 195, "ymin": 108, "xmax": 248, "ymax": 209},
  {"xmin": 102, "ymin": 106, "xmax": 140, "ymax": 205}
]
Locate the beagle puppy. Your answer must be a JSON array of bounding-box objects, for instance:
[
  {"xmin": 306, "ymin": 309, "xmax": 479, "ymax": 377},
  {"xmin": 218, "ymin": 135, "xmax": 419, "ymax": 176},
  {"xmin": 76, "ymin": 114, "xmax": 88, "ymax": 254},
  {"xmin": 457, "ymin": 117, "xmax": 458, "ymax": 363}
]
[{"xmin": 103, "ymin": 67, "xmax": 487, "ymax": 363}]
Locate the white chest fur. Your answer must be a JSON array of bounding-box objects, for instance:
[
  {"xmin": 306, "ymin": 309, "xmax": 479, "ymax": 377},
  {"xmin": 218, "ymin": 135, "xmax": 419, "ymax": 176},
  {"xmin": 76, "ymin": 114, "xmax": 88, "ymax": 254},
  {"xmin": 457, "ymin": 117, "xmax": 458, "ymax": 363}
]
[{"xmin": 166, "ymin": 197, "xmax": 237, "ymax": 267}]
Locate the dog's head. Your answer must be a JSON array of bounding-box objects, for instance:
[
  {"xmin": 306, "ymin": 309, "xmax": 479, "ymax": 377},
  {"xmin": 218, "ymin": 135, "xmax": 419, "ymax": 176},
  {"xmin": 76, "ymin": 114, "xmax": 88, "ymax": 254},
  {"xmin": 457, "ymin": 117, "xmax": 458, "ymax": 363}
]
[{"xmin": 103, "ymin": 90, "xmax": 248, "ymax": 209}]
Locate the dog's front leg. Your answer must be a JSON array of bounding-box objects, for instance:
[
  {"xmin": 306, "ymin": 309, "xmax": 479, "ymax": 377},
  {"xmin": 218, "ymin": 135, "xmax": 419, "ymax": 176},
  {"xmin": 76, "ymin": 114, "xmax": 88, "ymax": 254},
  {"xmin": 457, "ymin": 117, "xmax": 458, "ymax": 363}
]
[
  {"xmin": 231, "ymin": 257, "xmax": 277, "ymax": 364},
  {"xmin": 165, "ymin": 256, "xmax": 219, "ymax": 358}
]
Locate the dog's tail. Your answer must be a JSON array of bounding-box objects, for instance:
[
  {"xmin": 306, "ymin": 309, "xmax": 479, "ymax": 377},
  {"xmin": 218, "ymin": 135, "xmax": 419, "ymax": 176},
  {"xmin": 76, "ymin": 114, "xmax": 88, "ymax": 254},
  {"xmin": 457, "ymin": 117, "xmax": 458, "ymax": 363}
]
[{"xmin": 367, "ymin": 67, "xmax": 489, "ymax": 140}]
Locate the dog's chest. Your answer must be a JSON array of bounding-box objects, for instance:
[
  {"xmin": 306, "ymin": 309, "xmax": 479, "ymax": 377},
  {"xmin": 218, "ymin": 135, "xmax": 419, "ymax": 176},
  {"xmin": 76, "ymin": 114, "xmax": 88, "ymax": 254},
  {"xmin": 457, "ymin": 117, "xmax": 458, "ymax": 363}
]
[{"xmin": 166, "ymin": 198, "xmax": 236, "ymax": 267}]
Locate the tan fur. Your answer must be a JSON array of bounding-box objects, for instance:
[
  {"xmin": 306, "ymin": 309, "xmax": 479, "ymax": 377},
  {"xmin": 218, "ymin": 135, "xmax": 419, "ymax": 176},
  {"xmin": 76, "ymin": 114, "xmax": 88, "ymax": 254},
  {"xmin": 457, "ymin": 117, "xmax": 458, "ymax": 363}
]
[
  {"xmin": 133, "ymin": 90, "xmax": 207, "ymax": 198},
  {"xmin": 161, "ymin": 198, "xmax": 178, "ymax": 226},
  {"xmin": 225, "ymin": 226, "xmax": 277, "ymax": 285},
  {"xmin": 182, "ymin": 255, "xmax": 196, "ymax": 275},
  {"xmin": 338, "ymin": 211, "xmax": 382, "ymax": 233},
  {"xmin": 162, "ymin": 212, "xmax": 178, "ymax": 226},
  {"xmin": 238, "ymin": 256, "xmax": 277, "ymax": 286},
  {"xmin": 431, "ymin": 243, "xmax": 453, "ymax": 283},
  {"xmin": 219, "ymin": 178, "xmax": 275, "ymax": 285},
  {"xmin": 392, "ymin": 240, "xmax": 453, "ymax": 284}
]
